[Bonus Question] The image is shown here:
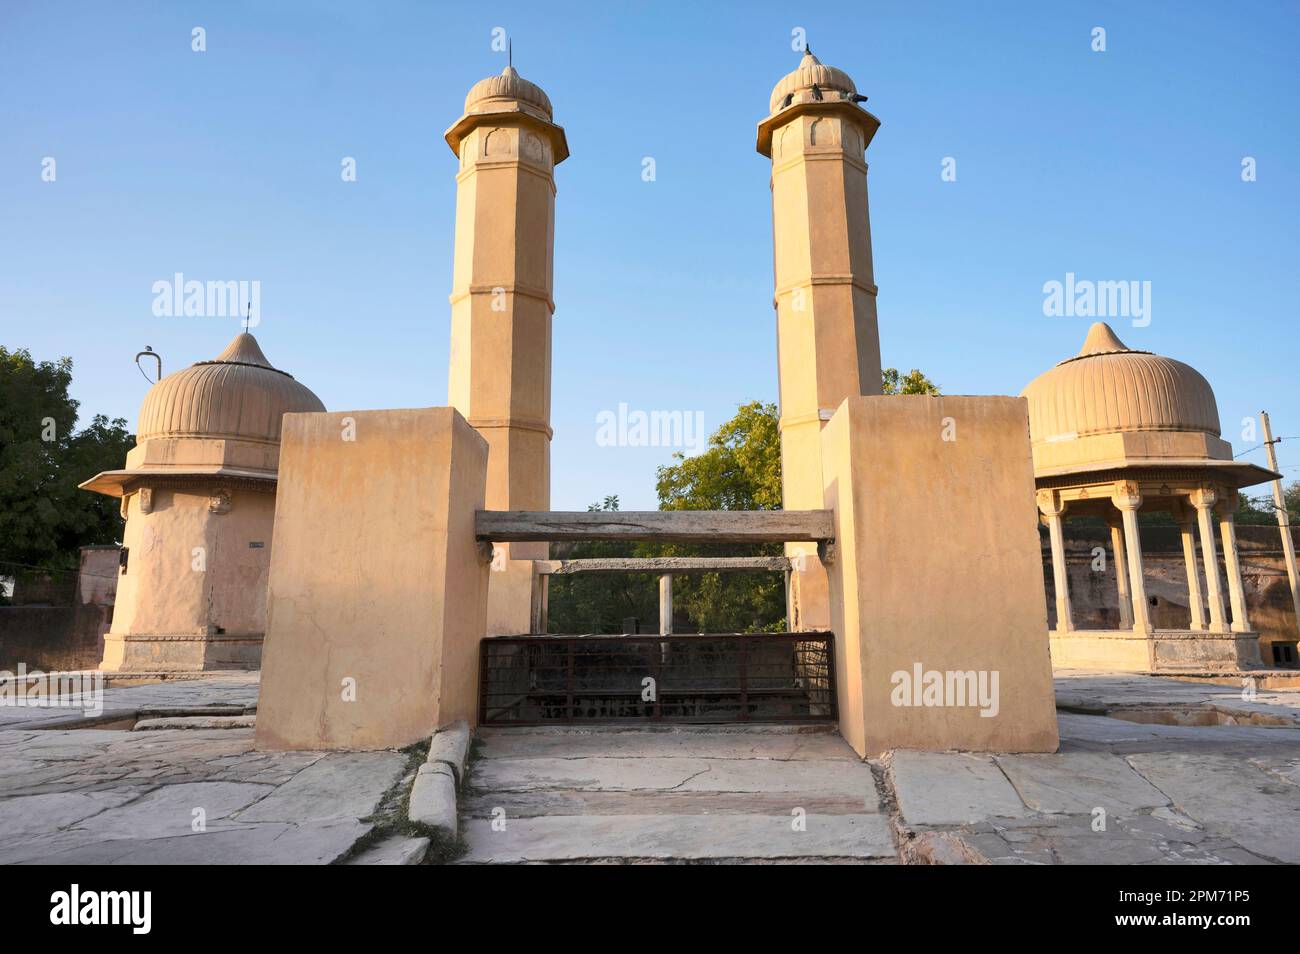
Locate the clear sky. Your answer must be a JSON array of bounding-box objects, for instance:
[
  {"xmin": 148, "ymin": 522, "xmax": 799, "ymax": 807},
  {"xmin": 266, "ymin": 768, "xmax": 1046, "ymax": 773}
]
[{"xmin": 2, "ymin": 1, "xmax": 1297, "ymax": 510}]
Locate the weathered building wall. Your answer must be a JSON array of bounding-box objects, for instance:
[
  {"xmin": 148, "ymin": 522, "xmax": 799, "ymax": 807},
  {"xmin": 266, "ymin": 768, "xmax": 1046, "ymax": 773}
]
[{"xmin": 0, "ymin": 547, "xmax": 118, "ymax": 672}]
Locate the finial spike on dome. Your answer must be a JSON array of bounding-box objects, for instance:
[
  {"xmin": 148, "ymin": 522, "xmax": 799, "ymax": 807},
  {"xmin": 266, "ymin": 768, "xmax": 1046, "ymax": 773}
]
[
  {"xmin": 214, "ymin": 331, "xmax": 273, "ymax": 369},
  {"xmin": 1077, "ymin": 322, "xmax": 1131, "ymax": 357}
]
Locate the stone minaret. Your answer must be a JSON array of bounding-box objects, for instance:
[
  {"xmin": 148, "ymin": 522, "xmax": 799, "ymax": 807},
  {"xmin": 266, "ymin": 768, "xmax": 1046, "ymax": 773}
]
[
  {"xmin": 758, "ymin": 51, "xmax": 883, "ymax": 631},
  {"xmin": 445, "ymin": 65, "xmax": 568, "ymax": 634}
]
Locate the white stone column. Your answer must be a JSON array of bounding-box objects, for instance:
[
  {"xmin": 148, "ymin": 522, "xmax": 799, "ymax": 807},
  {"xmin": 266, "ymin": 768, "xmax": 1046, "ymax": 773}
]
[
  {"xmin": 1217, "ymin": 499, "xmax": 1252, "ymax": 633},
  {"xmin": 1192, "ymin": 488, "xmax": 1228, "ymax": 632},
  {"xmin": 1038, "ymin": 493, "xmax": 1073, "ymax": 632},
  {"xmin": 1108, "ymin": 519, "xmax": 1133, "ymax": 629},
  {"xmin": 1177, "ymin": 512, "xmax": 1206, "ymax": 631},
  {"xmin": 1113, "ymin": 486, "xmax": 1152, "ymax": 633}
]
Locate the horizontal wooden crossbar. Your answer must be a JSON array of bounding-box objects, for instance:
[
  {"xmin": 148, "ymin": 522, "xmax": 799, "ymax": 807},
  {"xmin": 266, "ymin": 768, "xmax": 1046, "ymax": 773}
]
[
  {"xmin": 475, "ymin": 510, "xmax": 834, "ymax": 544},
  {"xmin": 535, "ymin": 556, "xmax": 792, "ymax": 576}
]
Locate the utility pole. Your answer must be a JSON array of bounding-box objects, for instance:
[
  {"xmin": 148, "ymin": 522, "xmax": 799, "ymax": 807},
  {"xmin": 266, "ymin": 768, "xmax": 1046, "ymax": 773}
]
[{"xmin": 1260, "ymin": 411, "xmax": 1300, "ymax": 637}]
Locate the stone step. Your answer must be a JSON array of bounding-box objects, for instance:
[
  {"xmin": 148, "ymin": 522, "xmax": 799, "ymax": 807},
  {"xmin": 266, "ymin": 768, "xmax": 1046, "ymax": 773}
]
[{"xmin": 458, "ymin": 812, "xmax": 895, "ymax": 863}]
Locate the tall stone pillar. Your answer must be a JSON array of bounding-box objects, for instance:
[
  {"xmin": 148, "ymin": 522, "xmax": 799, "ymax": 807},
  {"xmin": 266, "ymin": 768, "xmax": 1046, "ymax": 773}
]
[
  {"xmin": 1217, "ymin": 494, "xmax": 1252, "ymax": 633},
  {"xmin": 1175, "ymin": 507, "xmax": 1206, "ymax": 631},
  {"xmin": 1108, "ymin": 518, "xmax": 1134, "ymax": 629},
  {"xmin": 1192, "ymin": 487, "xmax": 1228, "ymax": 632},
  {"xmin": 445, "ymin": 65, "xmax": 568, "ymax": 635},
  {"xmin": 1037, "ymin": 492, "xmax": 1073, "ymax": 632},
  {"xmin": 1112, "ymin": 486, "xmax": 1153, "ymax": 634},
  {"xmin": 758, "ymin": 51, "xmax": 883, "ymax": 632}
]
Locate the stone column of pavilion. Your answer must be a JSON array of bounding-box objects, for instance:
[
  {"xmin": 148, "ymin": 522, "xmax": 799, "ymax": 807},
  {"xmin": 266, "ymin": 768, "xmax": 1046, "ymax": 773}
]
[
  {"xmin": 81, "ymin": 333, "xmax": 325, "ymax": 671},
  {"xmin": 445, "ymin": 65, "xmax": 568, "ymax": 635},
  {"xmin": 757, "ymin": 50, "xmax": 883, "ymax": 632}
]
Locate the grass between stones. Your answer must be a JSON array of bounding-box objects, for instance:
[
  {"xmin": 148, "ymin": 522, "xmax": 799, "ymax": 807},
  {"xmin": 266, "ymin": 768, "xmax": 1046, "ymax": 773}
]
[{"xmin": 337, "ymin": 737, "xmax": 467, "ymax": 865}]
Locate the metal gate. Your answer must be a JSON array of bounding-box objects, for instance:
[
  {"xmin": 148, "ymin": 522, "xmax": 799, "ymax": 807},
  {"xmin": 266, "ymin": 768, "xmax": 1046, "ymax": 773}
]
[{"xmin": 479, "ymin": 632, "xmax": 836, "ymax": 726}]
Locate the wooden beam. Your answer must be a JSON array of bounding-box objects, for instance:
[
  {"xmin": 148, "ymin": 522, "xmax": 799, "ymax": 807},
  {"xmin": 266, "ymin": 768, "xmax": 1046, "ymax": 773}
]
[
  {"xmin": 476, "ymin": 510, "xmax": 833, "ymax": 544},
  {"xmin": 536, "ymin": 556, "xmax": 793, "ymax": 575}
]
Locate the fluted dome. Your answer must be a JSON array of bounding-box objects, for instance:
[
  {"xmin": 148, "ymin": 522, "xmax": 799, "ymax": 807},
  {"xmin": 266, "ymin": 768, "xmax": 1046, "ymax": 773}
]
[
  {"xmin": 137, "ymin": 333, "xmax": 325, "ymax": 445},
  {"xmin": 768, "ymin": 50, "xmax": 858, "ymax": 115},
  {"xmin": 464, "ymin": 65, "xmax": 552, "ymax": 120},
  {"xmin": 1021, "ymin": 323, "xmax": 1220, "ymax": 446}
]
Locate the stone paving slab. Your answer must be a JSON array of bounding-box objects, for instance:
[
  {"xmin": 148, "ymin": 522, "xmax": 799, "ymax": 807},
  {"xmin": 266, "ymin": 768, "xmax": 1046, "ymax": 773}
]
[
  {"xmin": 0, "ymin": 672, "xmax": 260, "ymax": 730},
  {"xmin": 1058, "ymin": 712, "xmax": 1300, "ymax": 754},
  {"xmin": 134, "ymin": 715, "xmax": 257, "ymax": 731},
  {"xmin": 1124, "ymin": 751, "xmax": 1300, "ymax": 864},
  {"xmin": 0, "ymin": 719, "xmax": 407, "ymax": 864},
  {"xmin": 460, "ymin": 813, "xmax": 894, "ymax": 863},
  {"xmin": 347, "ymin": 834, "xmax": 431, "ymax": 865},
  {"xmin": 13, "ymin": 819, "xmax": 372, "ymax": 865},
  {"xmin": 461, "ymin": 726, "xmax": 887, "ymax": 862},
  {"xmin": 476, "ymin": 726, "xmax": 853, "ymax": 761},
  {"xmin": 473, "ymin": 754, "xmax": 878, "ymax": 799},
  {"xmin": 889, "ymin": 752, "xmax": 1031, "ymax": 826},
  {"xmin": 995, "ymin": 751, "xmax": 1169, "ymax": 815},
  {"xmin": 237, "ymin": 751, "xmax": 405, "ymax": 823},
  {"xmin": 1054, "ymin": 670, "xmax": 1300, "ymax": 724},
  {"xmin": 461, "ymin": 789, "xmax": 872, "ymax": 818}
]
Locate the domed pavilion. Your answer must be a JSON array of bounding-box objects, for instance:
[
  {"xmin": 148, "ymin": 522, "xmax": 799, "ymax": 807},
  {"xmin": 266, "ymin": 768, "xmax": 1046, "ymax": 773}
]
[
  {"xmin": 1022, "ymin": 322, "xmax": 1277, "ymax": 671},
  {"xmin": 81, "ymin": 332, "xmax": 324, "ymax": 672}
]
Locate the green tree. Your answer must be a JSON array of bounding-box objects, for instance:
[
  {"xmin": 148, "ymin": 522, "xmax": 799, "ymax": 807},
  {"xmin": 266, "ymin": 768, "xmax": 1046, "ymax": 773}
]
[
  {"xmin": 881, "ymin": 367, "xmax": 940, "ymax": 395},
  {"xmin": 0, "ymin": 347, "xmax": 134, "ymax": 573},
  {"xmin": 654, "ymin": 401, "xmax": 785, "ymax": 632},
  {"xmin": 1238, "ymin": 482, "xmax": 1300, "ymax": 525},
  {"xmin": 545, "ymin": 496, "xmax": 660, "ymax": 633},
  {"xmin": 548, "ymin": 369, "xmax": 940, "ymax": 633}
]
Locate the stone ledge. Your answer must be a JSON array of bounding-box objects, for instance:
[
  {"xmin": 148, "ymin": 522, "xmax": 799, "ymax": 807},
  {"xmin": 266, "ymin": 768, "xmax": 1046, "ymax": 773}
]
[{"xmin": 427, "ymin": 720, "xmax": 471, "ymax": 784}]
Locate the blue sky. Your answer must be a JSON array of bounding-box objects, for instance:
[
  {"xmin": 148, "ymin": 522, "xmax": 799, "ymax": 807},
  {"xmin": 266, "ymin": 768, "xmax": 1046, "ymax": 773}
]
[{"xmin": 2, "ymin": 1, "xmax": 1297, "ymax": 509}]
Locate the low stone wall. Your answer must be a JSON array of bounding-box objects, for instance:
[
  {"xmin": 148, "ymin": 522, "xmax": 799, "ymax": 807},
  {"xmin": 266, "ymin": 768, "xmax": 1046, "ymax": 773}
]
[
  {"xmin": 0, "ymin": 604, "xmax": 108, "ymax": 672},
  {"xmin": 0, "ymin": 548, "xmax": 118, "ymax": 673}
]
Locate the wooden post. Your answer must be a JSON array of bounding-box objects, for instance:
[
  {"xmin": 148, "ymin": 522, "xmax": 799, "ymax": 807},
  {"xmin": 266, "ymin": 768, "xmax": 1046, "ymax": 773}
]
[
  {"xmin": 658, "ymin": 574, "xmax": 673, "ymax": 636},
  {"xmin": 1261, "ymin": 411, "xmax": 1300, "ymax": 637}
]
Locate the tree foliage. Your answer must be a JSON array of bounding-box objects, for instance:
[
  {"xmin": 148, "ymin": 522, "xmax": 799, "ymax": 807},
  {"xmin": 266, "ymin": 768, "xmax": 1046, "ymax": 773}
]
[
  {"xmin": 0, "ymin": 347, "xmax": 134, "ymax": 573},
  {"xmin": 881, "ymin": 367, "xmax": 940, "ymax": 396},
  {"xmin": 544, "ymin": 496, "xmax": 660, "ymax": 633},
  {"xmin": 547, "ymin": 367, "xmax": 941, "ymax": 633}
]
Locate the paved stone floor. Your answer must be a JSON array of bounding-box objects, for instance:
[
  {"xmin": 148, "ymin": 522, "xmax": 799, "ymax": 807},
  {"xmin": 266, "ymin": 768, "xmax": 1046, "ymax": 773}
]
[
  {"xmin": 0, "ymin": 673, "xmax": 420, "ymax": 864},
  {"xmin": 461, "ymin": 672, "xmax": 1300, "ymax": 864},
  {"xmin": 1, "ymin": 669, "xmax": 1297, "ymax": 863},
  {"xmin": 460, "ymin": 725, "xmax": 894, "ymax": 863}
]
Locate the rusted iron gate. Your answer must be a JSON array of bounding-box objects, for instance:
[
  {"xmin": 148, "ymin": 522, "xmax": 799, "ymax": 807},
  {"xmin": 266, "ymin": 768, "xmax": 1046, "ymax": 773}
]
[
  {"xmin": 479, "ymin": 632, "xmax": 836, "ymax": 726},
  {"xmin": 475, "ymin": 509, "xmax": 838, "ymax": 726}
]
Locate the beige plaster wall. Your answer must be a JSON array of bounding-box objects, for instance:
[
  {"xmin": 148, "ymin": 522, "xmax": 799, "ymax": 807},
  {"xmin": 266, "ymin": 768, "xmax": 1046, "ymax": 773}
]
[
  {"xmin": 255, "ymin": 407, "xmax": 489, "ymax": 751},
  {"xmin": 103, "ymin": 484, "xmax": 275, "ymax": 671},
  {"xmin": 821, "ymin": 395, "xmax": 1059, "ymax": 756}
]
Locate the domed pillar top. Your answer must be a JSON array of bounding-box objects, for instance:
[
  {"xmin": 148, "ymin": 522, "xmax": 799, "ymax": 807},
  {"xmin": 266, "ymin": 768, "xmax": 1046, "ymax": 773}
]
[
  {"xmin": 757, "ymin": 49, "xmax": 879, "ymax": 157},
  {"xmin": 445, "ymin": 64, "xmax": 569, "ymax": 163}
]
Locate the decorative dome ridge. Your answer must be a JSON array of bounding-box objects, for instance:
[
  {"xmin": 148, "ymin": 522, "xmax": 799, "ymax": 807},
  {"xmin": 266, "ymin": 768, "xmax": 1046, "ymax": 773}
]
[
  {"xmin": 136, "ymin": 332, "xmax": 324, "ymax": 444},
  {"xmin": 464, "ymin": 65, "xmax": 553, "ymax": 120},
  {"xmin": 768, "ymin": 50, "xmax": 859, "ymax": 114},
  {"xmin": 1021, "ymin": 323, "xmax": 1221, "ymax": 444}
]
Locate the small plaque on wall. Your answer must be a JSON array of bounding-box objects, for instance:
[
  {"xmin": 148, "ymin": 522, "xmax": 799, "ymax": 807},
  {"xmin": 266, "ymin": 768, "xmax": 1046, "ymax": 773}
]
[{"xmin": 249, "ymin": 541, "xmax": 265, "ymax": 549}]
